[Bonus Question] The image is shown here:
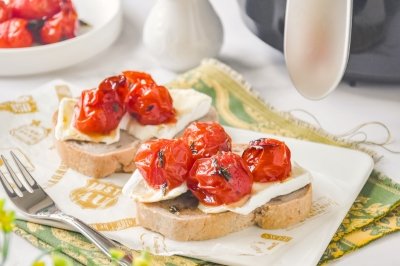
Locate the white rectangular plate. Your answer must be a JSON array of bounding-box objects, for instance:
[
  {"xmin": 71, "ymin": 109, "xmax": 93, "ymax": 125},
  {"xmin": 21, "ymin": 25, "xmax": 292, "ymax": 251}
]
[
  {"xmin": 199, "ymin": 126, "xmax": 373, "ymax": 266},
  {"xmin": 2, "ymin": 126, "xmax": 374, "ymax": 266}
]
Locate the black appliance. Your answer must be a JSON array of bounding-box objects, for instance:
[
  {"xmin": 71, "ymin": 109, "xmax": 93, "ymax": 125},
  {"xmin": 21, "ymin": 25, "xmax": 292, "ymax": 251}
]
[{"xmin": 238, "ymin": 0, "xmax": 400, "ymax": 83}]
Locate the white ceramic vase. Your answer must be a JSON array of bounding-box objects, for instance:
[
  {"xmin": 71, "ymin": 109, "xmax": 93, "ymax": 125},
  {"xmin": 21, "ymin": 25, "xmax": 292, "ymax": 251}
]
[{"xmin": 143, "ymin": 0, "xmax": 223, "ymax": 72}]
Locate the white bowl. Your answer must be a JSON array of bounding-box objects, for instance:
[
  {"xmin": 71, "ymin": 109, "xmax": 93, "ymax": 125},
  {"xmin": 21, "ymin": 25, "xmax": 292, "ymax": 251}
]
[{"xmin": 0, "ymin": 0, "xmax": 122, "ymax": 76}]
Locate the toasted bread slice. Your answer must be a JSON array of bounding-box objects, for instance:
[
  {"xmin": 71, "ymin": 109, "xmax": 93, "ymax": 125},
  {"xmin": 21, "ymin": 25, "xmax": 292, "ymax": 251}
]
[
  {"xmin": 135, "ymin": 142, "xmax": 312, "ymax": 241},
  {"xmin": 136, "ymin": 192, "xmax": 254, "ymax": 241},
  {"xmin": 53, "ymin": 107, "xmax": 218, "ymax": 178},
  {"xmin": 253, "ymin": 184, "xmax": 312, "ymax": 229},
  {"xmin": 54, "ymin": 130, "xmax": 141, "ymax": 178},
  {"xmin": 136, "ymin": 184, "xmax": 312, "ymax": 241}
]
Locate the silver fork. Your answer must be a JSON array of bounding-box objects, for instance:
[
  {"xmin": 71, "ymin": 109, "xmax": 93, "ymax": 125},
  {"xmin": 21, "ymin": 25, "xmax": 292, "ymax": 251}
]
[{"xmin": 0, "ymin": 151, "xmax": 133, "ymax": 266}]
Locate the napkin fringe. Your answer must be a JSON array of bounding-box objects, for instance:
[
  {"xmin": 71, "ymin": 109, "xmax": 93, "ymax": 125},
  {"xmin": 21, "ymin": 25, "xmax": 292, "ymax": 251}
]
[
  {"xmin": 372, "ymin": 169, "xmax": 400, "ymax": 191},
  {"xmin": 201, "ymin": 58, "xmax": 380, "ymax": 161}
]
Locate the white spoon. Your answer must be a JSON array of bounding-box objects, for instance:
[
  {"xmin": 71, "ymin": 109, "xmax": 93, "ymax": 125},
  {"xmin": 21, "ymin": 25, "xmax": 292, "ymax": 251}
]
[{"xmin": 284, "ymin": 0, "xmax": 353, "ymax": 100}]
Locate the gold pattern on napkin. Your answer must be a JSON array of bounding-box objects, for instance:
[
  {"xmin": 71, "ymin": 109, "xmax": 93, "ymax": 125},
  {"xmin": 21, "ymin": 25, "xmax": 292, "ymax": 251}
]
[
  {"xmin": 89, "ymin": 218, "xmax": 137, "ymax": 231},
  {"xmin": 70, "ymin": 179, "xmax": 122, "ymax": 209},
  {"xmin": 5, "ymin": 59, "xmax": 399, "ymax": 265},
  {"xmin": 0, "ymin": 95, "xmax": 37, "ymax": 114},
  {"xmin": 44, "ymin": 163, "xmax": 69, "ymax": 189},
  {"xmin": 10, "ymin": 120, "xmax": 51, "ymax": 145}
]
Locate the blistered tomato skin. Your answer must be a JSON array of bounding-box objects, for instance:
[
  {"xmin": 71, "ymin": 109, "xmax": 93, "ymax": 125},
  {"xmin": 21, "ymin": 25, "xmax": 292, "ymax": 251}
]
[
  {"xmin": 187, "ymin": 151, "xmax": 253, "ymax": 206},
  {"xmin": 73, "ymin": 76, "xmax": 127, "ymax": 135},
  {"xmin": 123, "ymin": 70, "xmax": 176, "ymax": 125},
  {"xmin": 135, "ymin": 139, "xmax": 194, "ymax": 190},
  {"xmin": 99, "ymin": 75, "xmax": 131, "ymax": 103},
  {"xmin": 0, "ymin": 1, "xmax": 10, "ymax": 23},
  {"xmin": 125, "ymin": 83, "xmax": 176, "ymax": 125},
  {"xmin": 40, "ymin": 0, "xmax": 78, "ymax": 44},
  {"xmin": 0, "ymin": 18, "xmax": 33, "ymax": 48},
  {"xmin": 181, "ymin": 121, "xmax": 232, "ymax": 160},
  {"xmin": 123, "ymin": 71, "xmax": 155, "ymax": 85},
  {"xmin": 242, "ymin": 138, "xmax": 291, "ymax": 183},
  {"xmin": 11, "ymin": 0, "xmax": 61, "ymax": 20}
]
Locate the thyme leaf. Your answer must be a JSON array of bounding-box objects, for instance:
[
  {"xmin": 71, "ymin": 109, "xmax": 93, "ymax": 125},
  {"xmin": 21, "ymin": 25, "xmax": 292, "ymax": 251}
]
[
  {"xmin": 169, "ymin": 205, "xmax": 180, "ymax": 215},
  {"xmin": 157, "ymin": 150, "xmax": 165, "ymax": 168},
  {"xmin": 211, "ymin": 158, "xmax": 218, "ymax": 168},
  {"xmin": 189, "ymin": 142, "xmax": 198, "ymax": 154},
  {"xmin": 161, "ymin": 183, "xmax": 168, "ymax": 196},
  {"xmin": 211, "ymin": 158, "xmax": 231, "ymax": 181},
  {"xmin": 217, "ymin": 167, "xmax": 231, "ymax": 181},
  {"xmin": 146, "ymin": 105, "xmax": 154, "ymax": 112},
  {"xmin": 112, "ymin": 103, "xmax": 119, "ymax": 112}
]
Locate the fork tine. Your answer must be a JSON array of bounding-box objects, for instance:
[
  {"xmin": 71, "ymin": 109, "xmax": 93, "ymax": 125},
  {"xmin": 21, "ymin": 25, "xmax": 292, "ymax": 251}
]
[
  {"xmin": 1, "ymin": 155, "xmax": 25, "ymax": 193},
  {"xmin": 0, "ymin": 169, "xmax": 17, "ymax": 197},
  {"xmin": 10, "ymin": 151, "xmax": 37, "ymax": 189}
]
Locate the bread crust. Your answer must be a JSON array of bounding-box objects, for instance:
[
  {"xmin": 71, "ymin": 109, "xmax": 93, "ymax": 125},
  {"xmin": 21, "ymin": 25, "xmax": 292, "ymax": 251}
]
[
  {"xmin": 136, "ymin": 192, "xmax": 254, "ymax": 241},
  {"xmin": 53, "ymin": 107, "xmax": 218, "ymax": 178},
  {"xmin": 254, "ymin": 184, "xmax": 312, "ymax": 229},
  {"xmin": 54, "ymin": 132, "xmax": 140, "ymax": 178},
  {"xmin": 136, "ymin": 184, "xmax": 312, "ymax": 241}
]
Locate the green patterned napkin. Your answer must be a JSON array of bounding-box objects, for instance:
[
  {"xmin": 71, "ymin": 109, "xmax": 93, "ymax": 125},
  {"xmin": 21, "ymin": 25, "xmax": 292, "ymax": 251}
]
[
  {"xmin": 12, "ymin": 59, "xmax": 400, "ymax": 265},
  {"xmin": 14, "ymin": 220, "xmax": 214, "ymax": 266}
]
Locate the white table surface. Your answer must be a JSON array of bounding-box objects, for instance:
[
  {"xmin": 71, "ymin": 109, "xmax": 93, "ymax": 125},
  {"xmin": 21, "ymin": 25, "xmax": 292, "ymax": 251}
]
[{"xmin": 1, "ymin": 0, "xmax": 399, "ymax": 265}]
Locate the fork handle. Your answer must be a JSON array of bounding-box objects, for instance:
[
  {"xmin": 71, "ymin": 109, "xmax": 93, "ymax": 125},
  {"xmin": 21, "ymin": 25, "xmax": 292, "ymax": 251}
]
[{"xmin": 50, "ymin": 213, "xmax": 133, "ymax": 266}]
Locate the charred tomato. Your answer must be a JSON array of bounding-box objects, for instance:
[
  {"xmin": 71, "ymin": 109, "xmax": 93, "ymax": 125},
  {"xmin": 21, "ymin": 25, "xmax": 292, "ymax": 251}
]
[
  {"xmin": 73, "ymin": 76, "xmax": 127, "ymax": 134},
  {"xmin": 123, "ymin": 71, "xmax": 155, "ymax": 86},
  {"xmin": 0, "ymin": 1, "xmax": 10, "ymax": 23},
  {"xmin": 124, "ymin": 72, "xmax": 175, "ymax": 125},
  {"xmin": 242, "ymin": 138, "xmax": 291, "ymax": 182},
  {"xmin": 40, "ymin": 0, "xmax": 78, "ymax": 44},
  {"xmin": 10, "ymin": 0, "xmax": 61, "ymax": 20},
  {"xmin": 135, "ymin": 138, "xmax": 194, "ymax": 190},
  {"xmin": 98, "ymin": 74, "xmax": 131, "ymax": 103},
  {"xmin": 181, "ymin": 121, "xmax": 232, "ymax": 160},
  {"xmin": 187, "ymin": 151, "xmax": 253, "ymax": 206},
  {"xmin": 0, "ymin": 18, "xmax": 33, "ymax": 48}
]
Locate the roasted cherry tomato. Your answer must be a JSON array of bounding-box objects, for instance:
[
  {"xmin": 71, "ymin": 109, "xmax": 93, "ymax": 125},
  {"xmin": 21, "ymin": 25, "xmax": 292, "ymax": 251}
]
[
  {"xmin": 125, "ymin": 76, "xmax": 175, "ymax": 125},
  {"xmin": 73, "ymin": 77, "xmax": 126, "ymax": 135},
  {"xmin": 0, "ymin": 1, "xmax": 11, "ymax": 23},
  {"xmin": 0, "ymin": 18, "xmax": 33, "ymax": 48},
  {"xmin": 187, "ymin": 151, "xmax": 253, "ymax": 206},
  {"xmin": 98, "ymin": 75, "xmax": 131, "ymax": 103},
  {"xmin": 242, "ymin": 138, "xmax": 291, "ymax": 182},
  {"xmin": 40, "ymin": 0, "xmax": 78, "ymax": 44},
  {"xmin": 135, "ymin": 139, "xmax": 194, "ymax": 190},
  {"xmin": 11, "ymin": 0, "xmax": 61, "ymax": 20},
  {"xmin": 123, "ymin": 71, "xmax": 155, "ymax": 86},
  {"xmin": 181, "ymin": 121, "xmax": 232, "ymax": 160}
]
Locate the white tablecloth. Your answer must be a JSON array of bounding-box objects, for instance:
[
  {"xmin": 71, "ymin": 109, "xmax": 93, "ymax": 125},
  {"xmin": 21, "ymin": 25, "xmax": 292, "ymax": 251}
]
[{"xmin": 1, "ymin": 0, "xmax": 399, "ymax": 265}]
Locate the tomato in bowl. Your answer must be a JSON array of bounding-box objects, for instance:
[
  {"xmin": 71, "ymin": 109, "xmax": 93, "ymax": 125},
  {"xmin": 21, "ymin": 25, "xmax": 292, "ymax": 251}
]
[{"xmin": 0, "ymin": 0, "xmax": 122, "ymax": 76}]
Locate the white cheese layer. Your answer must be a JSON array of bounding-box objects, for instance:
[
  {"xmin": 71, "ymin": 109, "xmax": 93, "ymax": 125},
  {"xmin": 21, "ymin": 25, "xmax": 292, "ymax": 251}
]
[
  {"xmin": 55, "ymin": 89, "xmax": 211, "ymax": 144},
  {"xmin": 120, "ymin": 88, "xmax": 212, "ymax": 140},
  {"xmin": 54, "ymin": 98, "xmax": 120, "ymax": 144},
  {"xmin": 122, "ymin": 169, "xmax": 188, "ymax": 202},
  {"xmin": 198, "ymin": 164, "xmax": 312, "ymax": 215}
]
